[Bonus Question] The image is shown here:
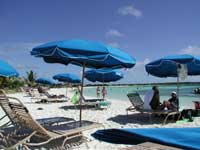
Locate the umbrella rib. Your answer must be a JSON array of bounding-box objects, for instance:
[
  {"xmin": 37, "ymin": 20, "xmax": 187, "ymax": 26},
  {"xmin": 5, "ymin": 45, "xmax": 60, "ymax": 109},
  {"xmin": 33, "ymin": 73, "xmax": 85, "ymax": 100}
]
[{"xmin": 147, "ymin": 60, "xmax": 177, "ymax": 67}]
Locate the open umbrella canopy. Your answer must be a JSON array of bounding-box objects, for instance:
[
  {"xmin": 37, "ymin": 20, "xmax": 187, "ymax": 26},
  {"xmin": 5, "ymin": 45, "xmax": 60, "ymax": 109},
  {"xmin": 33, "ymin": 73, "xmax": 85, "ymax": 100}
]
[
  {"xmin": 145, "ymin": 54, "xmax": 199, "ymax": 77},
  {"xmin": 31, "ymin": 39, "xmax": 136, "ymax": 69},
  {"xmin": 0, "ymin": 59, "xmax": 19, "ymax": 77},
  {"xmin": 53, "ymin": 73, "xmax": 81, "ymax": 83},
  {"xmin": 85, "ymin": 69, "xmax": 123, "ymax": 83},
  {"xmin": 36, "ymin": 78, "xmax": 55, "ymax": 85},
  {"xmin": 31, "ymin": 39, "xmax": 136, "ymax": 126}
]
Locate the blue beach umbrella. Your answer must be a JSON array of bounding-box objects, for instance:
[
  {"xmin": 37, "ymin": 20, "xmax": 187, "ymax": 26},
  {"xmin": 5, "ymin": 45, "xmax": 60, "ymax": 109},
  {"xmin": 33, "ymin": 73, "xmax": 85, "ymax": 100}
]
[
  {"xmin": 53, "ymin": 73, "xmax": 81, "ymax": 96},
  {"xmin": 145, "ymin": 54, "xmax": 198, "ymax": 77},
  {"xmin": 36, "ymin": 77, "xmax": 55, "ymax": 85},
  {"xmin": 145, "ymin": 54, "xmax": 200, "ymax": 98},
  {"xmin": 85, "ymin": 69, "xmax": 124, "ymax": 83},
  {"xmin": 0, "ymin": 59, "xmax": 19, "ymax": 77},
  {"xmin": 31, "ymin": 39, "xmax": 136, "ymax": 125},
  {"xmin": 31, "ymin": 39, "xmax": 136, "ymax": 69},
  {"xmin": 53, "ymin": 73, "xmax": 81, "ymax": 83}
]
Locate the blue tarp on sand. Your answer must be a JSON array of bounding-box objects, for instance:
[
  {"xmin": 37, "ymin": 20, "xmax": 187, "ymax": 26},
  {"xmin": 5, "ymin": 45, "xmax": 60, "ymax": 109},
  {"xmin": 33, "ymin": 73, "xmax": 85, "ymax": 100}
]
[{"xmin": 92, "ymin": 128, "xmax": 200, "ymax": 150}]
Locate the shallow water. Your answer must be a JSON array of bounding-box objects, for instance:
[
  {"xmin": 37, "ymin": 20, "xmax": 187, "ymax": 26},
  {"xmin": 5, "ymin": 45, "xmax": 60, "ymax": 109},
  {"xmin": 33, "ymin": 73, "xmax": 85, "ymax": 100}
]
[{"xmin": 83, "ymin": 84, "xmax": 200, "ymax": 109}]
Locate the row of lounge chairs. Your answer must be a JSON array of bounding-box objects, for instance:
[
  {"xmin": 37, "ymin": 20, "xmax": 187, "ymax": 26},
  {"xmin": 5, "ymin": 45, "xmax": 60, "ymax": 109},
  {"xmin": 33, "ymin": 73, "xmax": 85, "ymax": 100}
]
[
  {"xmin": 0, "ymin": 89, "xmax": 184, "ymax": 149},
  {"xmin": 0, "ymin": 90, "xmax": 103, "ymax": 149},
  {"xmin": 121, "ymin": 142, "xmax": 182, "ymax": 150},
  {"xmin": 21, "ymin": 87, "xmax": 69, "ymax": 103},
  {"xmin": 21, "ymin": 87, "xmax": 111, "ymax": 109}
]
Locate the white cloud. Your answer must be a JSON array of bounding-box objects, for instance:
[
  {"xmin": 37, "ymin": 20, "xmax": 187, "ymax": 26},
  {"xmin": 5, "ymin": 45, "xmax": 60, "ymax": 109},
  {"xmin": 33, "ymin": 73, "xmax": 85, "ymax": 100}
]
[
  {"xmin": 15, "ymin": 64, "xmax": 39, "ymax": 71},
  {"xmin": 135, "ymin": 58, "xmax": 150, "ymax": 67},
  {"xmin": 122, "ymin": 58, "xmax": 151, "ymax": 83},
  {"xmin": 106, "ymin": 29, "xmax": 124, "ymax": 37},
  {"xmin": 178, "ymin": 46, "xmax": 200, "ymax": 56},
  {"xmin": 108, "ymin": 42, "xmax": 120, "ymax": 48},
  {"xmin": 118, "ymin": 5, "xmax": 142, "ymax": 17}
]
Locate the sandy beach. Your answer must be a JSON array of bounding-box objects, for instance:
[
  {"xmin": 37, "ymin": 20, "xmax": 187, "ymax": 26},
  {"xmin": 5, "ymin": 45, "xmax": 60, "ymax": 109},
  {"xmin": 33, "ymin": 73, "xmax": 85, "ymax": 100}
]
[{"xmin": 0, "ymin": 87, "xmax": 199, "ymax": 149}]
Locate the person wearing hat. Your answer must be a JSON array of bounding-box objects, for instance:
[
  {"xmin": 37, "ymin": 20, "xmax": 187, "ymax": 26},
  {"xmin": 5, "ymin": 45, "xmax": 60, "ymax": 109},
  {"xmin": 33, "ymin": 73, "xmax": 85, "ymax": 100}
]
[{"xmin": 164, "ymin": 91, "xmax": 179, "ymax": 111}]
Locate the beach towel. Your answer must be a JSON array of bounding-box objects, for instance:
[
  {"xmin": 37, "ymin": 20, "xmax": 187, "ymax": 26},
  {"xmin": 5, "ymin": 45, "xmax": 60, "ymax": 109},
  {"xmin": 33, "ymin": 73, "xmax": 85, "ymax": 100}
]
[
  {"xmin": 143, "ymin": 90, "xmax": 153, "ymax": 110},
  {"xmin": 92, "ymin": 128, "xmax": 200, "ymax": 150}
]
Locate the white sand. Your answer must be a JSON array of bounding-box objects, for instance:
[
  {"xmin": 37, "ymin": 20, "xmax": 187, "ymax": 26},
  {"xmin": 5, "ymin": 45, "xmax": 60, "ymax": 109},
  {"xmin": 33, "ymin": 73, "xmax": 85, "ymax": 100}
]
[{"xmin": 2, "ymin": 87, "xmax": 200, "ymax": 149}]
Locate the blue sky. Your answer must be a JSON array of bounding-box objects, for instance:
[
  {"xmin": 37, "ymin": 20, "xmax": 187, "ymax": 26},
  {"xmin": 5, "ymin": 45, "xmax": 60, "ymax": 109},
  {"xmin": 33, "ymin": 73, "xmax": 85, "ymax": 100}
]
[{"xmin": 0, "ymin": 0, "xmax": 200, "ymax": 83}]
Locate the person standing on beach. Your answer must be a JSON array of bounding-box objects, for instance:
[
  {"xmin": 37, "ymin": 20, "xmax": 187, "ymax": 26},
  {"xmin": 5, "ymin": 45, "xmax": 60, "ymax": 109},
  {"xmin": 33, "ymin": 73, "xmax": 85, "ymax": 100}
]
[
  {"xmin": 102, "ymin": 86, "xmax": 107, "ymax": 99},
  {"xmin": 149, "ymin": 86, "xmax": 161, "ymax": 110},
  {"xmin": 96, "ymin": 86, "xmax": 100, "ymax": 98}
]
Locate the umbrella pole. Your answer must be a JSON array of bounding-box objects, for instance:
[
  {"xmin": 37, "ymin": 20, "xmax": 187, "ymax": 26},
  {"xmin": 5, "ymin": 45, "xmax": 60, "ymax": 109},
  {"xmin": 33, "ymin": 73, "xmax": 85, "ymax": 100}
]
[
  {"xmin": 66, "ymin": 83, "xmax": 68, "ymax": 97},
  {"xmin": 80, "ymin": 64, "xmax": 85, "ymax": 126}
]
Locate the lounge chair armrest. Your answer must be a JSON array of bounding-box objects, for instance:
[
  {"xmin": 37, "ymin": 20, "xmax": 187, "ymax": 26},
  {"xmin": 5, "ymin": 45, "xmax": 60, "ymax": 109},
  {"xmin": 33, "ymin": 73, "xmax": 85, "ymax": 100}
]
[{"xmin": 5, "ymin": 96, "xmax": 24, "ymax": 105}]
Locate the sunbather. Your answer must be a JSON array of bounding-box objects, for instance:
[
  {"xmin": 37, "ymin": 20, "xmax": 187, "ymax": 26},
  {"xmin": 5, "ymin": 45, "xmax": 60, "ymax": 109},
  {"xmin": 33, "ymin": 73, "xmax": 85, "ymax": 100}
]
[
  {"xmin": 96, "ymin": 86, "xmax": 100, "ymax": 98},
  {"xmin": 102, "ymin": 86, "xmax": 107, "ymax": 99},
  {"xmin": 163, "ymin": 91, "xmax": 179, "ymax": 111},
  {"xmin": 37, "ymin": 86, "xmax": 65, "ymax": 98}
]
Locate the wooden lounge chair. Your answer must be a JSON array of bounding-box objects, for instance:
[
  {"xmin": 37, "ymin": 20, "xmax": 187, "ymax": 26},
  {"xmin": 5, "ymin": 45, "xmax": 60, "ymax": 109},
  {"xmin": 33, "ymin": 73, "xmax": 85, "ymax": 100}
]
[
  {"xmin": 0, "ymin": 90, "xmax": 74, "ymax": 129},
  {"xmin": 0, "ymin": 90, "xmax": 102, "ymax": 149},
  {"xmin": 37, "ymin": 86, "xmax": 66, "ymax": 99},
  {"xmin": 0, "ymin": 90, "xmax": 21, "ymax": 129},
  {"xmin": 20, "ymin": 87, "xmax": 39, "ymax": 98},
  {"xmin": 126, "ymin": 92, "xmax": 181, "ymax": 124},
  {"xmin": 29, "ymin": 89, "xmax": 68, "ymax": 103},
  {"xmin": 9, "ymin": 101, "xmax": 102, "ymax": 149},
  {"xmin": 121, "ymin": 142, "xmax": 183, "ymax": 150}
]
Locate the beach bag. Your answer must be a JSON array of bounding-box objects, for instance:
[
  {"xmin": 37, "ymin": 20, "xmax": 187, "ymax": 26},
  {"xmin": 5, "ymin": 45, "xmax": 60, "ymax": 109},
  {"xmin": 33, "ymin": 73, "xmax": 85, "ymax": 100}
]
[
  {"xmin": 193, "ymin": 101, "xmax": 200, "ymax": 116},
  {"xmin": 193, "ymin": 101, "xmax": 200, "ymax": 109},
  {"xmin": 181, "ymin": 109, "xmax": 194, "ymax": 121},
  {"xmin": 71, "ymin": 92, "xmax": 79, "ymax": 104}
]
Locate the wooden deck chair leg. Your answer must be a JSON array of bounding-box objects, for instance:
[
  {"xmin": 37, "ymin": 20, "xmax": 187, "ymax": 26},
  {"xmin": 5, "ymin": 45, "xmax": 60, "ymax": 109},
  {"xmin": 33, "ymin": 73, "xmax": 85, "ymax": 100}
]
[
  {"xmin": 61, "ymin": 132, "xmax": 83, "ymax": 149},
  {"xmin": 163, "ymin": 112, "xmax": 180, "ymax": 125},
  {"xmin": 148, "ymin": 113, "xmax": 152, "ymax": 123},
  {"xmin": 11, "ymin": 131, "xmax": 36, "ymax": 150},
  {"xmin": 82, "ymin": 136, "xmax": 89, "ymax": 149},
  {"xmin": 177, "ymin": 112, "xmax": 182, "ymax": 121},
  {"xmin": 163, "ymin": 114, "xmax": 170, "ymax": 125}
]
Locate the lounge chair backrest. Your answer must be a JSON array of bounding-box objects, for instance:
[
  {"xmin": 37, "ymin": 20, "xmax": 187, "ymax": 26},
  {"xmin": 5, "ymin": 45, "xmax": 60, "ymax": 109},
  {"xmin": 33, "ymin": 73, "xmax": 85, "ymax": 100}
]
[
  {"xmin": 0, "ymin": 90, "xmax": 51, "ymax": 138},
  {"xmin": 0, "ymin": 90, "xmax": 18, "ymax": 127},
  {"xmin": 127, "ymin": 92, "xmax": 144, "ymax": 110},
  {"xmin": 8, "ymin": 101, "xmax": 51, "ymax": 139},
  {"xmin": 43, "ymin": 91, "xmax": 52, "ymax": 98}
]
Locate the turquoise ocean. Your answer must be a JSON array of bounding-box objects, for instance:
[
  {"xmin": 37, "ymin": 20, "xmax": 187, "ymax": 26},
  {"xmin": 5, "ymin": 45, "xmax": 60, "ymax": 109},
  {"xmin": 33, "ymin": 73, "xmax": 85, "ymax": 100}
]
[{"xmin": 84, "ymin": 84, "xmax": 200, "ymax": 109}]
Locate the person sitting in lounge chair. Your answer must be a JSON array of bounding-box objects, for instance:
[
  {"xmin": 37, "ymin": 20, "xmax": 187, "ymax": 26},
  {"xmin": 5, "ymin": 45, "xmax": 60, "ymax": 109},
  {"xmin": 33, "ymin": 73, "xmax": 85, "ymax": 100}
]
[
  {"xmin": 163, "ymin": 91, "xmax": 179, "ymax": 111},
  {"xmin": 37, "ymin": 85, "xmax": 46, "ymax": 94},
  {"xmin": 37, "ymin": 85, "xmax": 65, "ymax": 98}
]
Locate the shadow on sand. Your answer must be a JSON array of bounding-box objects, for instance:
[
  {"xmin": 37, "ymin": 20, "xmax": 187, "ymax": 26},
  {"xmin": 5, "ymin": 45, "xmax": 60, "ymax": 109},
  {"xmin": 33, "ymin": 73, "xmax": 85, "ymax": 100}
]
[
  {"xmin": 107, "ymin": 113, "xmax": 166, "ymax": 125},
  {"xmin": 60, "ymin": 105, "xmax": 97, "ymax": 110}
]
